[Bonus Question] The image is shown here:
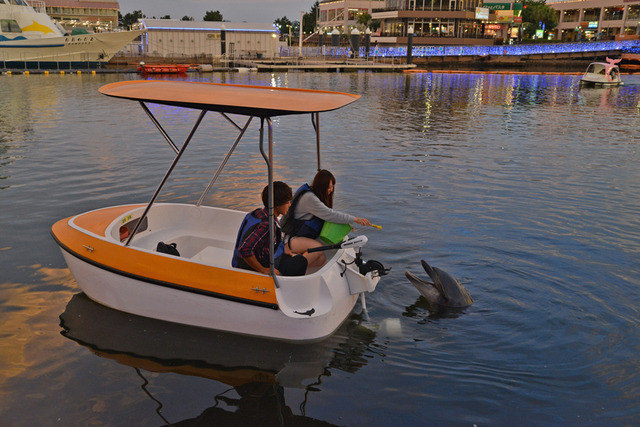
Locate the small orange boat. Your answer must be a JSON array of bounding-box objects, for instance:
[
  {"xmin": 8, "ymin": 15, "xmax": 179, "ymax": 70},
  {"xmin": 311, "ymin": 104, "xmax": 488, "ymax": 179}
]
[{"xmin": 137, "ymin": 62, "xmax": 189, "ymax": 74}]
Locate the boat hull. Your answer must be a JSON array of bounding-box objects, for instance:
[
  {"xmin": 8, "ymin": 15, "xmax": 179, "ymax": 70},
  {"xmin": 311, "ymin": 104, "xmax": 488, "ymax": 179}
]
[
  {"xmin": 59, "ymin": 249, "xmax": 359, "ymax": 342},
  {"xmin": 52, "ymin": 203, "xmax": 379, "ymax": 342},
  {"xmin": 579, "ymin": 79, "xmax": 623, "ymax": 87},
  {"xmin": 138, "ymin": 64, "xmax": 190, "ymax": 74},
  {"xmin": 0, "ymin": 30, "xmax": 144, "ymax": 64}
]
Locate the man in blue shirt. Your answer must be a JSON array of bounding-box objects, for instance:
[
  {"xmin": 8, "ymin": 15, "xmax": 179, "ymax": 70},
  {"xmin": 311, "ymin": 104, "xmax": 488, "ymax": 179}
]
[{"xmin": 233, "ymin": 182, "xmax": 308, "ymax": 276}]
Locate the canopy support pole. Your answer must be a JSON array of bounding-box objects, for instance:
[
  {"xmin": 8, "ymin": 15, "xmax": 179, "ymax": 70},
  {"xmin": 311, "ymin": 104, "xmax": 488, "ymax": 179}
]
[
  {"xmin": 196, "ymin": 116, "xmax": 253, "ymax": 207},
  {"xmin": 125, "ymin": 110, "xmax": 207, "ymax": 246},
  {"xmin": 220, "ymin": 112, "xmax": 244, "ymax": 131},
  {"xmin": 259, "ymin": 117, "xmax": 280, "ymax": 288},
  {"xmin": 140, "ymin": 101, "xmax": 180, "ymax": 154},
  {"xmin": 312, "ymin": 112, "xmax": 321, "ymax": 170}
]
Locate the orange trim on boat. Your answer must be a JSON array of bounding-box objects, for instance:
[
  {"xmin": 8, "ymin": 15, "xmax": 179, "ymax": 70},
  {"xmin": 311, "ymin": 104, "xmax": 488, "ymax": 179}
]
[
  {"xmin": 72, "ymin": 204, "xmax": 145, "ymax": 237},
  {"xmin": 51, "ymin": 214, "xmax": 278, "ymax": 307}
]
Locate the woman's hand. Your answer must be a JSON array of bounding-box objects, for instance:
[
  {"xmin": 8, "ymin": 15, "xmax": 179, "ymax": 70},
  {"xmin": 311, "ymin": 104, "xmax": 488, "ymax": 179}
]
[{"xmin": 354, "ymin": 217, "xmax": 371, "ymax": 227}]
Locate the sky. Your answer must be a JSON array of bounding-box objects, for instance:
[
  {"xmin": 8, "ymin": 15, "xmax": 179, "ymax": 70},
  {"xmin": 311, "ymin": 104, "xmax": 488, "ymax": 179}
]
[{"xmin": 120, "ymin": 0, "xmax": 316, "ymax": 24}]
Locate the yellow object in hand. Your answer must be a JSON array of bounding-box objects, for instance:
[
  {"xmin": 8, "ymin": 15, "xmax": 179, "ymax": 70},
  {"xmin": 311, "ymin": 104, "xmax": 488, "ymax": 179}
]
[{"xmin": 370, "ymin": 224, "xmax": 382, "ymax": 230}]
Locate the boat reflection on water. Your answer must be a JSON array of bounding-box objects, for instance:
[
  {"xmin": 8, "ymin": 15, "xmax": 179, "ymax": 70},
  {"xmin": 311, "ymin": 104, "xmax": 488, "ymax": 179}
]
[
  {"xmin": 59, "ymin": 293, "xmax": 375, "ymax": 425},
  {"xmin": 578, "ymin": 85, "xmax": 621, "ymax": 109}
]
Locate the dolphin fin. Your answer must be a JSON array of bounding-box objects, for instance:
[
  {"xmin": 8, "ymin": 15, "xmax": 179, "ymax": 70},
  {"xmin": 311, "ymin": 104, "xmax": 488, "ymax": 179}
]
[{"xmin": 421, "ymin": 260, "xmax": 449, "ymax": 301}]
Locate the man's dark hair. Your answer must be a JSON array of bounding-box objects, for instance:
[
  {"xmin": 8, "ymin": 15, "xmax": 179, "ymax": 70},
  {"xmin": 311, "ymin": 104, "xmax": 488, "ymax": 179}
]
[{"xmin": 261, "ymin": 181, "xmax": 292, "ymax": 207}]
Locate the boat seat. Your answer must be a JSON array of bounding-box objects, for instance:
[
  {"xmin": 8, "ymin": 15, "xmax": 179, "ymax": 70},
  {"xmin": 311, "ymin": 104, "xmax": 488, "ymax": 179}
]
[
  {"xmin": 190, "ymin": 246, "xmax": 233, "ymax": 266},
  {"xmin": 137, "ymin": 233, "xmax": 235, "ymax": 267}
]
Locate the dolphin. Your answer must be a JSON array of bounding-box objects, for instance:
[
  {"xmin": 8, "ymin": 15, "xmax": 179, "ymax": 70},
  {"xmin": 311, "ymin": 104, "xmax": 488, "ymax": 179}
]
[{"xmin": 404, "ymin": 260, "xmax": 473, "ymax": 308}]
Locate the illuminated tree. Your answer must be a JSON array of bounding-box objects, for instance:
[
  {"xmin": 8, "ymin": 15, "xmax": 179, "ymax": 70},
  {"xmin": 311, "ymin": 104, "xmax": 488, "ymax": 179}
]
[{"xmin": 522, "ymin": 0, "xmax": 558, "ymax": 38}]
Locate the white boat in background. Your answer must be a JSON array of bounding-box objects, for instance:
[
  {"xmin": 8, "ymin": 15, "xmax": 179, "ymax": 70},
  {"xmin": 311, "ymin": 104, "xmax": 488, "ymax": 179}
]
[
  {"xmin": 580, "ymin": 57, "xmax": 624, "ymax": 87},
  {"xmin": 51, "ymin": 81, "xmax": 389, "ymax": 342},
  {"xmin": 0, "ymin": 0, "xmax": 143, "ymax": 66}
]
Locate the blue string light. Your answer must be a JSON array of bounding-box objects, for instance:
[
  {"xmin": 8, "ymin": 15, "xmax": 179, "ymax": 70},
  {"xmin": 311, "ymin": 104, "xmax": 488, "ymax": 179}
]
[{"xmin": 282, "ymin": 40, "xmax": 640, "ymax": 58}]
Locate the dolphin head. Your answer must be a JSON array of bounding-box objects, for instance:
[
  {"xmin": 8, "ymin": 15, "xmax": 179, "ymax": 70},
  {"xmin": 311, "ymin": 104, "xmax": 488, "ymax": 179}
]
[{"xmin": 404, "ymin": 260, "xmax": 473, "ymax": 308}]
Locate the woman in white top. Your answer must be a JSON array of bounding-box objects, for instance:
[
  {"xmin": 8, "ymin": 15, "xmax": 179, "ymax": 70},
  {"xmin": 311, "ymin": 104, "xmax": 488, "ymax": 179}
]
[{"xmin": 281, "ymin": 170, "xmax": 370, "ymax": 269}]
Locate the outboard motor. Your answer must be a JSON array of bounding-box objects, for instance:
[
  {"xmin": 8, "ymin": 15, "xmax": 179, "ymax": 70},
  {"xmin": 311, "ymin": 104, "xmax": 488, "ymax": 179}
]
[
  {"xmin": 307, "ymin": 235, "xmax": 390, "ymax": 277},
  {"xmin": 354, "ymin": 251, "xmax": 390, "ymax": 277}
]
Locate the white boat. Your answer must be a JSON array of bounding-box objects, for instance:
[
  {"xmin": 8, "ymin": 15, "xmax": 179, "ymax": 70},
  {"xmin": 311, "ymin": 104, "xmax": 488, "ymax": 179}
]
[
  {"xmin": 580, "ymin": 57, "xmax": 624, "ymax": 87},
  {"xmin": 51, "ymin": 80, "xmax": 388, "ymax": 342},
  {"xmin": 0, "ymin": 0, "xmax": 144, "ymax": 66}
]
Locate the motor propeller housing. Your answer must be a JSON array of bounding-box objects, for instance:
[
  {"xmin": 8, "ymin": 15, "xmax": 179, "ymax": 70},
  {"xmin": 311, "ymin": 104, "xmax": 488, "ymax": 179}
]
[{"xmin": 356, "ymin": 257, "xmax": 390, "ymax": 277}]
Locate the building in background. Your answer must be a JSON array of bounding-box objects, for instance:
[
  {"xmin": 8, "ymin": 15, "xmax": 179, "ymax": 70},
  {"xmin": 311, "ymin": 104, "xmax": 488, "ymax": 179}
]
[
  {"xmin": 41, "ymin": 0, "xmax": 119, "ymax": 32},
  {"xmin": 547, "ymin": 0, "xmax": 640, "ymax": 41},
  {"xmin": 136, "ymin": 19, "xmax": 280, "ymax": 59},
  {"xmin": 370, "ymin": 0, "xmax": 495, "ymax": 46},
  {"xmin": 318, "ymin": 0, "xmax": 385, "ymax": 33},
  {"xmin": 482, "ymin": 0, "xmax": 522, "ymax": 43}
]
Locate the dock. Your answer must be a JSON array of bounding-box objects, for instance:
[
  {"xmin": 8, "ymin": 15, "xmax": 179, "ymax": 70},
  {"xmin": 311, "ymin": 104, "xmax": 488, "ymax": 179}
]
[{"xmin": 232, "ymin": 58, "xmax": 416, "ymax": 72}]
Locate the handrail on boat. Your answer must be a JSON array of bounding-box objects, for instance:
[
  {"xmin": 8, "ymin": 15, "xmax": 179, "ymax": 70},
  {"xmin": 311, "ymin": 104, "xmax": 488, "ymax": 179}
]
[
  {"xmin": 124, "ymin": 109, "xmax": 207, "ymax": 246},
  {"xmin": 139, "ymin": 101, "xmax": 180, "ymax": 154},
  {"xmin": 196, "ymin": 116, "xmax": 253, "ymax": 207},
  {"xmin": 259, "ymin": 117, "xmax": 280, "ymax": 287},
  {"xmin": 312, "ymin": 112, "xmax": 321, "ymax": 170}
]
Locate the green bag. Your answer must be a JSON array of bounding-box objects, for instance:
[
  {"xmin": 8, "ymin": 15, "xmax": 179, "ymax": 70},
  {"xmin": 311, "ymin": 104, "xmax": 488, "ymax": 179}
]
[{"xmin": 319, "ymin": 222, "xmax": 351, "ymax": 245}]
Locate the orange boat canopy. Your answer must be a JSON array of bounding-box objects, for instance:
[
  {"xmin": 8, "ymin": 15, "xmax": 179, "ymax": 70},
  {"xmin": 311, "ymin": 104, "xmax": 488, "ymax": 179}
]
[{"xmin": 99, "ymin": 80, "xmax": 360, "ymax": 117}]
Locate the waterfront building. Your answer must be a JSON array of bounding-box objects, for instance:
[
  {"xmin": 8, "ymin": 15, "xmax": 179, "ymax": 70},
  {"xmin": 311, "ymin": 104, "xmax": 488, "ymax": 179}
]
[
  {"xmin": 41, "ymin": 0, "xmax": 119, "ymax": 32},
  {"xmin": 548, "ymin": 0, "xmax": 640, "ymax": 41},
  {"xmin": 369, "ymin": 0, "xmax": 497, "ymax": 46},
  {"xmin": 318, "ymin": 0, "xmax": 386, "ymax": 32},
  {"xmin": 136, "ymin": 19, "xmax": 280, "ymax": 59}
]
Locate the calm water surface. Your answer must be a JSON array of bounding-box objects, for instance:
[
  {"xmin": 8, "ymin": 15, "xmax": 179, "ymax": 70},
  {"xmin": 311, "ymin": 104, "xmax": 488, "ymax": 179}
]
[{"xmin": 1, "ymin": 71, "xmax": 639, "ymax": 426}]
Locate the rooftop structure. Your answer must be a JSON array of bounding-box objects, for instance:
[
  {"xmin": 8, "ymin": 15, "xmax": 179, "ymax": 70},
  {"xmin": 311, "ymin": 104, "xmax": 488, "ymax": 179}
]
[{"xmin": 41, "ymin": 0, "xmax": 119, "ymax": 32}]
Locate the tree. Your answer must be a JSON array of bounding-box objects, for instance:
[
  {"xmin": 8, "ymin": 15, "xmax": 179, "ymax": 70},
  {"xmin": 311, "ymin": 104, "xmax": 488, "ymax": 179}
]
[
  {"xmin": 274, "ymin": 16, "xmax": 293, "ymax": 35},
  {"xmin": 203, "ymin": 10, "xmax": 223, "ymax": 21},
  {"xmin": 522, "ymin": 0, "xmax": 558, "ymax": 38},
  {"xmin": 160, "ymin": 15, "xmax": 171, "ymax": 19},
  {"xmin": 357, "ymin": 13, "xmax": 371, "ymax": 28},
  {"xmin": 302, "ymin": 1, "xmax": 319, "ymax": 34},
  {"xmin": 182, "ymin": 16, "xmax": 194, "ymax": 21},
  {"xmin": 119, "ymin": 10, "xmax": 144, "ymax": 28}
]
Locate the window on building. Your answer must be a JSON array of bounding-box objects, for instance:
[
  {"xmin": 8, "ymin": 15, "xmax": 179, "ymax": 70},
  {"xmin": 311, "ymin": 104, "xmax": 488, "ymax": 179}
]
[
  {"xmin": 382, "ymin": 17, "xmax": 463, "ymax": 37},
  {"xmin": 603, "ymin": 6, "xmax": 624, "ymax": 21},
  {"xmin": 348, "ymin": 8, "xmax": 368, "ymax": 20},
  {"xmin": 563, "ymin": 9, "xmax": 580, "ymax": 22},
  {"xmin": 582, "ymin": 8, "xmax": 600, "ymax": 21},
  {"xmin": 628, "ymin": 5, "xmax": 640, "ymax": 20}
]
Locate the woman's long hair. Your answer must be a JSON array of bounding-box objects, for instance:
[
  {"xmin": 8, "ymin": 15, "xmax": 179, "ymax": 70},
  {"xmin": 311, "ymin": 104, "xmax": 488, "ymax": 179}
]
[{"xmin": 311, "ymin": 169, "xmax": 335, "ymax": 208}]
